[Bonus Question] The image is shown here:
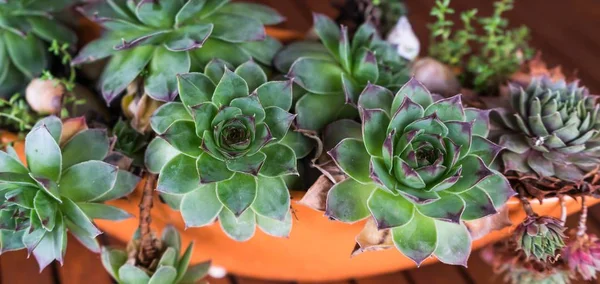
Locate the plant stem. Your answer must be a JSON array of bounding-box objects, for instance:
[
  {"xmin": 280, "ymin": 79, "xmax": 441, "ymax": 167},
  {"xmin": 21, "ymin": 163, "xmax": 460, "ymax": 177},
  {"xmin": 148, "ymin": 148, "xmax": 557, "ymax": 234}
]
[
  {"xmin": 577, "ymin": 196, "xmax": 588, "ymax": 237},
  {"xmin": 518, "ymin": 189, "xmax": 535, "ymax": 217},
  {"xmin": 137, "ymin": 173, "xmax": 159, "ymax": 268},
  {"xmin": 559, "ymin": 196, "xmax": 567, "ymax": 226}
]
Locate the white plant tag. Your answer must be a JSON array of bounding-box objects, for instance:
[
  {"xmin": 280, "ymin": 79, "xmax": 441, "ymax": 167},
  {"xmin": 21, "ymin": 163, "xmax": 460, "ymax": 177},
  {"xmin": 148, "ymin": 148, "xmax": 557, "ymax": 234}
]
[{"xmin": 386, "ymin": 16, "xmax": 420, "ymax": 61}]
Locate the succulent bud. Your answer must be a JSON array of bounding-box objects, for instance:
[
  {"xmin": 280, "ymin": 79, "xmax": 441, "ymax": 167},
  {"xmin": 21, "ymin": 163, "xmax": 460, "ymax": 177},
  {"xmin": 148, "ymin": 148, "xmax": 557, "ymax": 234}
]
[
  {"xmin": 563, "ymin": 231, "xmax": 600, "ymax": 281},
  {"xmin": 25, "ymin": 78, "xmax": 65, "ymax": 115},
  {"xmin": 514, "ymin": 215, "xmax": 567, "ymax": 262}
]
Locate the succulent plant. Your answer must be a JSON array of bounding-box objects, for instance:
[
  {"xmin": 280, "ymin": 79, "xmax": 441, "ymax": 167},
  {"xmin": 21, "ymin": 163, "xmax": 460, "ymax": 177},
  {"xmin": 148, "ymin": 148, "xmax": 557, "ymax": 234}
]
[
  {"xmin": 514, "ymin": 215, "xmax": 566, "ymax": 262},
  {"xmin": 0, "ymin": 116, "xmax": 139, "ymax": 270},
  {"xmin": 75, "ymin": 0, "xmax": 284, "ymax": 104},
  {"xmin": 145, "ymin": 60, "xmax": 303, "ymax": 241},
  {"xmin": 325, "ymin": 78, "xmax": 515, "ymax": 265},
  {"xmin": 494, "ymin": 77, "xmax": 600, "ymax": 182},
  {"xmin": 113, "ymin": 119, "xmax": 152, "ymax": 167},
  {"xmin": 102, "ymin": 226, "xmax": 210, "ymax": 284},
  {"xmin": 564, "ymin": 231, "xmax": 600, "ymax": 281},
  {"xmin": 274, "ymin": 13, "xmax": 410, "ymax": 131},
  {"xmin": 0, "ymin": 0, "xmax": 77, "ymax": 97},
  {"xmin": 482, "ymin": 239, "xmax": 572, "ymax": 284}
]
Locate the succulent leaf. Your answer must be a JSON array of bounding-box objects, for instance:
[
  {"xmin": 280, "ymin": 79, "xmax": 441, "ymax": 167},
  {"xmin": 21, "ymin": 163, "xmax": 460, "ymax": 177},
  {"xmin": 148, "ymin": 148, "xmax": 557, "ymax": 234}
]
[
  {"xmin": 0, "ymin": 117, "xmax": 136, "ymax": 269},
  {"xmin": 77, "ymin": 0, "xmax": 282, "ymax": 103},
  {"xmin": 325, "ymin": 80, "xmax": 514, "ymax": 266},
  {"xmin": 102, "ymin": 227, "xmax": 209, "ymax": 284},
  {"xmin": 495, "ymin": 78, "xmax": 600, "ymax": 181},
  {"xmin": 149, "ymin": 65, "xmax": 300, "ymax": 241},
  {"xmin": 276, "ymin": 13, "xmax": 410, "ymax": 131}
]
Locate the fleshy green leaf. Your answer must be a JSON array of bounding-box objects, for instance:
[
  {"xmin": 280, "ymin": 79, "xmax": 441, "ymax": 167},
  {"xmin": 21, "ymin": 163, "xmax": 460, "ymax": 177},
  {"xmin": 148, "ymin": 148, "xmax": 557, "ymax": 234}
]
[
  {"xmin": 367, "ymin": 189, "xmax": 414, "ymax": 229},
  {"xmin": 218, "ymin": 207, "xmax": 256, "ymax": 242},
  {"xmin": 312, "ymin": 13, "xmax": 340, "ymax": 58},
  {"xmin": 424, "ymin": 95, "xmax": 465, "ymax": 122},
  {"xmin": 177, "ymin": 73, "xmax": 215, "ymax": 108},
  {"xmin": 459, "ymin": 187, "xmax": 497, "ymax": 220},
  {"xmin": 433, "ymin": 221, "xmax": 471, "ymax": 266},
  {"xmin": 260, "ymin": 144, "xmax": 297, "ymax": 177},
  {"xmin": 77, "ymin": 203, "xmax": 132, "ymax": 221},
  {"xmin": 3, "ymin": 32, "xmax": 46, "ymax": 78},
  {"xmin": 256, "ymin": 80, "xmax": 293, "ymax": 111},
  {"xmin": 391, "ymin": 78, "xmax": 433, "ymax": 113},
  {"xmin": 212, "ymin": 69, "xmax": 249, "ymax": 107},
  {"xmin": 326, "ymin": 179, "xmax": 376, "ymax": 223},
  {"xmin": 60, "ymin": 161, "xmax": 118, "ymax": 202},
  {"xmin": 100, "ymin": 46, "xmax": 154, "ymax": 104},
  {"xmin": 288, "ymin": 57, "xmax": 343, "ymax": 94},
  {"xmin": 149, "ymin": 265, "xmax": 177, "ymax": 284},
  {"xmin": 391, "ymin": 210, "xmax": 437, "ymax": 266},
  {"xmin": 181, "ymin": 184, "xmax": 222, "ymax": 227},
  {"xmin": 0, "ymin": 150, "xmax": 28, "ymax": 174},
  {"xmin": 151, "ymin": 102, "xmax": 193, "ymax": 135},
  {"xmin": 145, "ymin": 137, "xmax": 180, "ymax": 174},
  {"xmin": 165, "ymin": 23, "xmax": 213, "ymax": 52},
  {"xmin": 357, "ymin": 83, "xmax": 393, "ymax": 114},
  {"xmin": 209, "ymin": 13, "xmax": 265, "ymax": 43},
  {"xmin": 100, "ymin": 248, "xmax": 127, "ymax": 280},
  {"xmin": 118, "ymin": 263, "xmax": 150, "ymax": 284},
  {"xmin": 34, "ymin": 191, "xmax": 57, "ymax": 231},
  {"xmin": 61, "ymin": 129, "xmax": 110, "ymax": 170},
  {"xmin": 251, "ymin": 176, "xmax": 290, "ymax": 221},
  {"xmin": 91, "ymin": 170, "xmax": 139, "ymax": 202},
  {"xmin": 445, "ymin": 155, "xmax": 494, "ymax": 194},
  {"xmin": 25, "ymin": 126, "xmax": 62, "ymax": 181},
  {"xmin": 157, "ymin": 154, "xmax": 200, "ymax": 195},
  {"xmin": 32, "ymin": 213, "xmax": 65, "ymax": 270},
  {"xmin": 192, "ymin": 103, "xmax": 218, "ymax": 137},
  {"xmin": 328, "ymin": 138, "xmax": 371, "ymax": 183},
  {"xmin": 231, "ymin": 95, "xmax": 265, "ymax": 123},
  {"xmin": 257, "ymin": 210, "xmax": 292, "ymax": 238},
  {"xmin": 161, "ymin": 120, "xmax": 203, "ymax": 157},
  {"xmin": 295, "ymin": 92, "xmax": 349, "ymax": 131},
  {"xmin": 59, "ymin": 198, "xmax": 101, "ymax": 238},
  {"xmin": 197, "ymin": 153, "xmax": 233, "ymax": 183},
  {"xmin": 234, "ymin": 60, "xmax": 267, "ymax": 92},
  {"xmin": 145, "ymin": 46, "xmax": 191, "ymax": 102},
  {"xmin": 216, "ymin": 173, "xmax": 256, "ymax": 216},
  {"xmin": 226, "ymin": 152, "xmax": 266, "ymax": 176},
  {"xmin": 219, "ymin": 2, "xmax": 285, "ymax": 25},
  {"xmin": 361, "ymin": 108, "xmax": 390, "ymax": 157},
  {"xmin": 417, "ymin": 194, "xmax": 465, "ymax": 223}
]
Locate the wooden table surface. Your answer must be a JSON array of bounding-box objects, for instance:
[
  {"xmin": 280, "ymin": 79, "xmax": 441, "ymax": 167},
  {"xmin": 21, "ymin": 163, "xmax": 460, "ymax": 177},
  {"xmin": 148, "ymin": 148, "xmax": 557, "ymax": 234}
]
[{"xmin": 2, "ymin": 0, "xmax": 600, "ymax": 283}]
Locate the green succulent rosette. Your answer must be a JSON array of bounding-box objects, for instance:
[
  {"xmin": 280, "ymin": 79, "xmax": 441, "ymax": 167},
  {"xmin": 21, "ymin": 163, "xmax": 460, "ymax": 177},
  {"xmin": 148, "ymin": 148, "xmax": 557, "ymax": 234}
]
[
  {"xmin": 494, "ymin": 77, "xmax": 600, "ymax": 182},
  {"xmin": 145, "ymin": 60, "xmax": 301, "ymax": 241},
  {"xmin": 0, "ymin": 0, "xmax": 77, "ymax": 97},
  {"xmin": 102, "ymin": 226, "xmax": 210, "ymax": 284},
  {"xmin": 514, "ymin": 216, "xmax": 566, "ymax": 262},
  {"xmin": 75, "ymin": 0, "xmax": 284, "ymax": 104},
  {"xmin": 325, "ymin": 78, "xmax": 515, "ymax": 266},
  {"xmin": 274, "ymin": 13, "xmax": 410, "ymax": 131},
  {"xmin": 0, "ymin": 116, "xmax": 138, "ymax": 270}
]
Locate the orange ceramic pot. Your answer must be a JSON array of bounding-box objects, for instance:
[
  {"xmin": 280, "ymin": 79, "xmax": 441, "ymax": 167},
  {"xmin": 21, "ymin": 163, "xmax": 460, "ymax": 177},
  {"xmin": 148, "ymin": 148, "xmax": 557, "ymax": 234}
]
[{"xmin": 96, "ymin": 184, "xmax": 600, "ymax": 282}]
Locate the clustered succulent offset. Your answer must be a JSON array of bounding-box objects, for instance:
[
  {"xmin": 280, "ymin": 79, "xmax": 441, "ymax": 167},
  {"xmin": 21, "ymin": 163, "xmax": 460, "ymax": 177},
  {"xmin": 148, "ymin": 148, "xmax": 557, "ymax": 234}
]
[
  {"xmin": 514, "ymin": 215, "xmax": 566, "ymax": 262},
  {"xmin": 274, "ymin": 13, "xmax": 410, "ymax": 131},
  {"xmin": 564, "ymin": 231, "xmax": 600, "ymax": 281},
  {"xmin": 0, "ymin": 116, "xmax": 139, "ymax": 269},
  {"xmin": 325, "ymin": 78, "xmax": 515, "ymax": 265},
  {"xmin": 482, "ymin": 239, "xmax": 572, "ymax": 284},
  {"xmin": 146, "ymin": 60, "xmax": 299, "ymax": 241},
  {"xmin": 102, "ymin": 226, "xmax": 210, "ymax": 284},
  {"xmin": 495, "ymin": 77, "xmax": 600, "ymax": 182},
  {"xmin": 0, "ymin": 0, "xmax": 76, "ymax": 97},
  {"xmin": 75, "ymin": 0, "xmax": 284, "ymax": 103}
]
